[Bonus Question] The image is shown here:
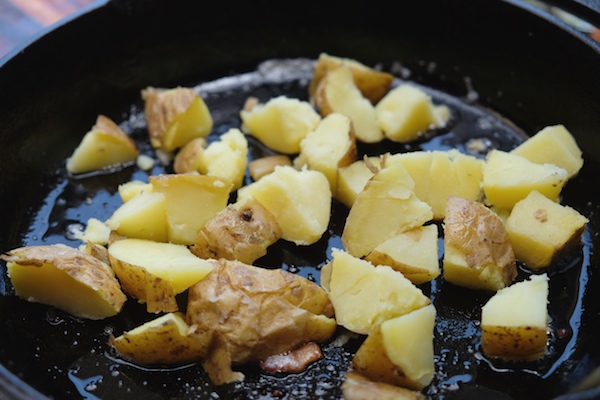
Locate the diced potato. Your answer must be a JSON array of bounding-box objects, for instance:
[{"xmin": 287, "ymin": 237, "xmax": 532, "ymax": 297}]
[
  {"xmin": 365, "ymin": 224, "xmax": 440, "ymax": 285},
  {"xmin": 505, "ymin": 190, "xmax": 589, "ymax": 270},
  {"xmin": 109, "ymin": 312, "xmax": 212, "ymax": 365},
  {"xmin": 375, "ymin": 84, "xmax": 450, "ymax": 143},
  {"xmin": 186, "ymin": 259, "xmax": 336, "ymax": 385},
  {"xmin": 1, "ymin": 244, "xmax": 126, "ymax": 320},
  {"xmin": 342, "ymin": 372, "xmax": 427, "ymax": 400},
  {"xmin": 443, "ymin": 196, "xmax": 517, "ymax": 291},
  {"xmin": 248, "ymin": 155, "xmax": 292, "ymax": 181},
  {"xmin": 326, "ymin": 249, "xmax": 430, "ymax": 335},
  {"xmin": 293, "ymin": 113, "xmax": 357, "ymax": 193},
  {"xmin": 66, "ymin": 115, "xmax": 138, "ymax": 174},
  {"xmin": 149, "ymin": 173, "xmax": 232, "ymax": 245},
  {"xmin": 197, "ymin": 128, "xmax": 248, "ymax": 190},
  {"xmin": 341, "ymin": 162, "xmax": 433, "ymax": 258},
  {"xmin": 351, "ymin": 304, "xmax": 436, "ymax": 390},
  {"xmin": 335, "ymin": 155, "xmax": 381, "ymax": 208},
  {"xmin": 308, "ymin": 53, "xmax": 394, "ymax": 104},
  {"xmin": 314, "ymin": 65, "xmax": 384, "ymax": 143},
  {"xmin": 387, "ymin": 150, "xmax": 485, "ymax": 220},
  {"xmin": 511, "ymin": 124, "xmax": 583, "ymax": 179},
  {"xmin": 240, "ymin": 95, "xmax": 321, "ymax": 154},
  {"xmin": 105, "ymin": 190, "xmax": 168, "ymax": 242},
  {"xmin": 117, "ymin": 180, "xmax": 152, "ymax": 203},
  {"xmin": 108, "ymin": 238, "xmax": 215, "ymax": 313},
  {"xmin": 481, "ymin": 274, "xmax": 549, "ymax": 361},
  {"xmin": 173, "ymin": 137, "xmax": 206, "ymax": 174},
  {"xmin": 190, "ymin": 197, "xmax": 282, "ymax": 264},
  {"xmin": 76, "ymin": 217, "xmax": 111, "ymax": 246},
  {"xmin": 237, "ymin": 166, "xmax": 331, "ymax": 246},
  {"xmin": 142, "ymin": 86, "xmax": 213, "ymax": 152},
  {"xmin": 482, "ymin": 149, "xmax": 568, "ymax": 210},
  {"xmin": 80, "ymin": 241, "xmax": 111, "ymax": 266}
]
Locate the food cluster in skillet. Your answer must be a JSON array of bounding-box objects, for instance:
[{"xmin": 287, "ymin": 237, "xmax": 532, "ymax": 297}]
[{"xmin": 0, "ymin": 53, "xmax": 595, "ymax": 400}]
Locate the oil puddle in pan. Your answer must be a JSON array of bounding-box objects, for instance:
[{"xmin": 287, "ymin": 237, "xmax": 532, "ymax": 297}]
[{"xmin": 0, "ymin": 58, "xmax": 596, "ymax": 400}]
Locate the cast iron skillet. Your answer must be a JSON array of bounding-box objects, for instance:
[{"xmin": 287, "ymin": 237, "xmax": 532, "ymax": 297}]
[{"xmin": 1, "ymin": 0, "xmax": 600, "ymax": 399}]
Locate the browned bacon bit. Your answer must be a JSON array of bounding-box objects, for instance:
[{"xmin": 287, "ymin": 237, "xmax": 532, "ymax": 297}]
[{"xmin": 259, "ymin": 342, "xmax": 324, "ymax": 374}]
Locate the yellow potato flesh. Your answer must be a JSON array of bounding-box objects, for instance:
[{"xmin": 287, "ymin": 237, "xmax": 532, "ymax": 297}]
[
  {"xmin": 117, "ymin": 180, "xmax": 152, "ymax": 203},
  {"xmin": 108, "ymin": 238, "xmax": 215, "ymax": 295},
  {"xmin": 240, "ymin": 95, "xmax": 321, "ymax": 154},
  {"xmin": 482, "ymin": 149, "xmax": 568, "ymax": 210},
  {"xmin": 317, "ymin": 65, "xmax": 384, "ymax": 143},
  {"xmin": 335, "ymin": 156, "xmax": 380, "ymax": 208},
  {"xmin": 481, "ymin": 274, "xmax": 549, "ymax": 361},
  {"xmin": 365, "ymin": 224, "xmax": 440, "ymax": 285},
  {"xmin": 105, "ymin": 191, "xmax": 168, "ymax": 242},
  {"xmin": 510, "ymin": 124, "xmax": 583, "ymax": 179},
  {"xmin": 150, "ymin": 173, "xmax": 232, "ymax": 245},
  {"xmin": 506, "ymin": 190, "xmax": 589, "ymax": 270},
  {"xmin": 327, "ymin": 249, "xmax": 430, "ymax": 335},
  {"xmin": 381, "ymin": 304, "xmax": 436, "ymax": 389},
  {"xmin": 161, "ymin": 95, "xmax": 213, "ymax": 153},
  {"xmin": 197, "ymin": 128, "xmax": 248, "ymax": 190},
  {"xmin": 375, "ymin": 84, "xmax": 449, "ymax": 142},
  {"xmin": 237, "ymin": 166, "xmax": 331, "ymax": 246},
  {"xmin": 341, "ymin": 162, "xmax": 433, "ymax": 258},
  {"xmin": 66, "ymin": 115, "xmax": 138, "ymax": 174},
  {"xmin": 110, "ymin": 312, "xmax": 211, "ymax": 365},
  {"xmin": 294, "ymin": 113, "xmax": 357, "ymax": 193}
]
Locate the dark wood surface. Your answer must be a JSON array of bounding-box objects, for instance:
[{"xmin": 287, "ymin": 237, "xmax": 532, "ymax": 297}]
[{"xmin": 0, "ymin": 0, "xmax": 101, "ymax": 59}]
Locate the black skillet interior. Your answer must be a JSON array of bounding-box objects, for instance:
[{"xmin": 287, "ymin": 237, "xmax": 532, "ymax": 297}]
[{"xmin": 0, "ymin": 0, "xmax": 600, "ymax": 399}]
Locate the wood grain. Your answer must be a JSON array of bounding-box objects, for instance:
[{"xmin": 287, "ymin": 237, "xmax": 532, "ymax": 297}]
[{"xmin": 0, "ymin": 0, "xmax": 100, "ymax": 59}]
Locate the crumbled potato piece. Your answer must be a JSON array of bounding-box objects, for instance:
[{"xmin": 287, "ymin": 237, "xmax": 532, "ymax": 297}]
[
  {"xmin": 197, "ymin": 128, "xmax": 248, "ymax": 190},
  {"xmin": 186, "ymin": 259, "xmax": 336, "ymax": 385},
  {"xmin": 173, "ymin": 137, "xmax": 207, "ymax": 174},
  {"xmin": 248, "ymin": 155, "xmax": 292, "ymax": 181}
]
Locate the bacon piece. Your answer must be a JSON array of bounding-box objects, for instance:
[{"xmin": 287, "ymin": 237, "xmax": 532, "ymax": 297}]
[{"xmin": 259, "ymin": 342, "xmax": 324, "ymax": 374}]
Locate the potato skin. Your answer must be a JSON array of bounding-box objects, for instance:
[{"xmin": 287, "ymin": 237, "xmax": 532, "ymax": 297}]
[
  {"xmin": 186, "ymin": 259, "xmax": 336, "ymax": 384},
  {"xmin": 481, "ymin": 325, "xmax": 547, "ymax": 362},
  {"xmin": 190, "ymin": 198, "xmax": 282, "ymax": 264}
]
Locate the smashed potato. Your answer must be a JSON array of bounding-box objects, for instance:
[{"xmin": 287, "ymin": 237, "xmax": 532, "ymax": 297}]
[{"xmin": 185, "ymin": 259, "xmax": 336, "ymax": 385}]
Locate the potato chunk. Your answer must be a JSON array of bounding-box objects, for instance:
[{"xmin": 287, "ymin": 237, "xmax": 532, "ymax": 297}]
[
  {"xmin": 481, "ymin": 274, "xmax": 549, "ymax": 361},
  {"xmin": 105, "ymin": 190, "xmax": 168, "ymax": 242},
  {"xmin": 186, "ymin": 259, "xmax": 336, "ymax": 385},
  {"xmin": 108, "ymin": 238, "xmax": 215, "ymax": 313},
  {"xmin": 325, "ymin": 249, "xmax": 430, "ymax": 335},
  {"xmin": 341, "ymin": 162, "xmax": 433, "ymax": 258},
  {"xmin": 375, "ymin": 84, "xmax": 450, "ymax": 143},
  {"xmin": 1, "ymin": 244, "xmax": 126, "ymax": 320},
  {"xmin": 109, "ymin": 312, "xmax": 212, "ymax": 365},
  {"xmin": 240, "ymin": 95, "xmax": 321, "ymax": 154},
  {"xmin": 197, "ymin": 128, "xmax": 248, "ymax": 190},
  {"xmin": 66, "ymin": 115, "xmax": 138, "ymax": 174},
  {"xmin": 315, "ymin": 65, "xmax": 384, "ymax": 143},
  {"xmin": 482, "ymin": 149, "xmax": 568, "ymax": 210},
  {"xmin": 387, "ymin": 150, "xmax": 485, "ymax": 220},
  {"xmin": 293, "ymin": 113, "xmax": 357, "ymax": 193},
  {"xmin": 308, "ymin": 53, "xmax": 394, "ymax": 104},
  {"xmin": 190, "ymin": 197, "xmax": 282, "ymax": 264},
  {"xmin": 365, "ymin": 224, "xmax": 440, "ymax": 285},
  {"xmin": 335, "ymin": 155, "xmax": 381, "ymax": 208},
  {"xmin": 237, "ymin": 166, "xmax": 331, "ymax": 246},
  {"xmin": 173, "ymin": 137, "xmax": 206, "ymax": 174},
  {"xmin": 351, "ymin": 304, "xmax": 436, "ymax": 390},
  {"xmin": 443, "ymin": 196, "xmax": 517, "ymax": 291},
  {"xmin": 505, "ymin": 190, "xmax": 589, "ymax": 270},
  {"xmin": 149, "ymin": 173, "xmax": 233, "ymax": 245},
  {"xmin": 511, "ymin": 124, "xmax": 583, "ymax": 179},
  {"xmin": 142, "ymin": 86, "xmax": 213, "ymax": 152}
]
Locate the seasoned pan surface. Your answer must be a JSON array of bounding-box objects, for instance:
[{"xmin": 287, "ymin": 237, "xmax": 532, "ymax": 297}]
[{"xmin": 0, "ymin": 1, "xmax": 599, "ymax": 399}]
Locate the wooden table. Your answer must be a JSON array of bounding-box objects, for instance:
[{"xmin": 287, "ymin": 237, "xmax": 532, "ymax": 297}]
[{"xmin": 0, "ymin": 0, "xmax": 102, "ymax": 60}]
